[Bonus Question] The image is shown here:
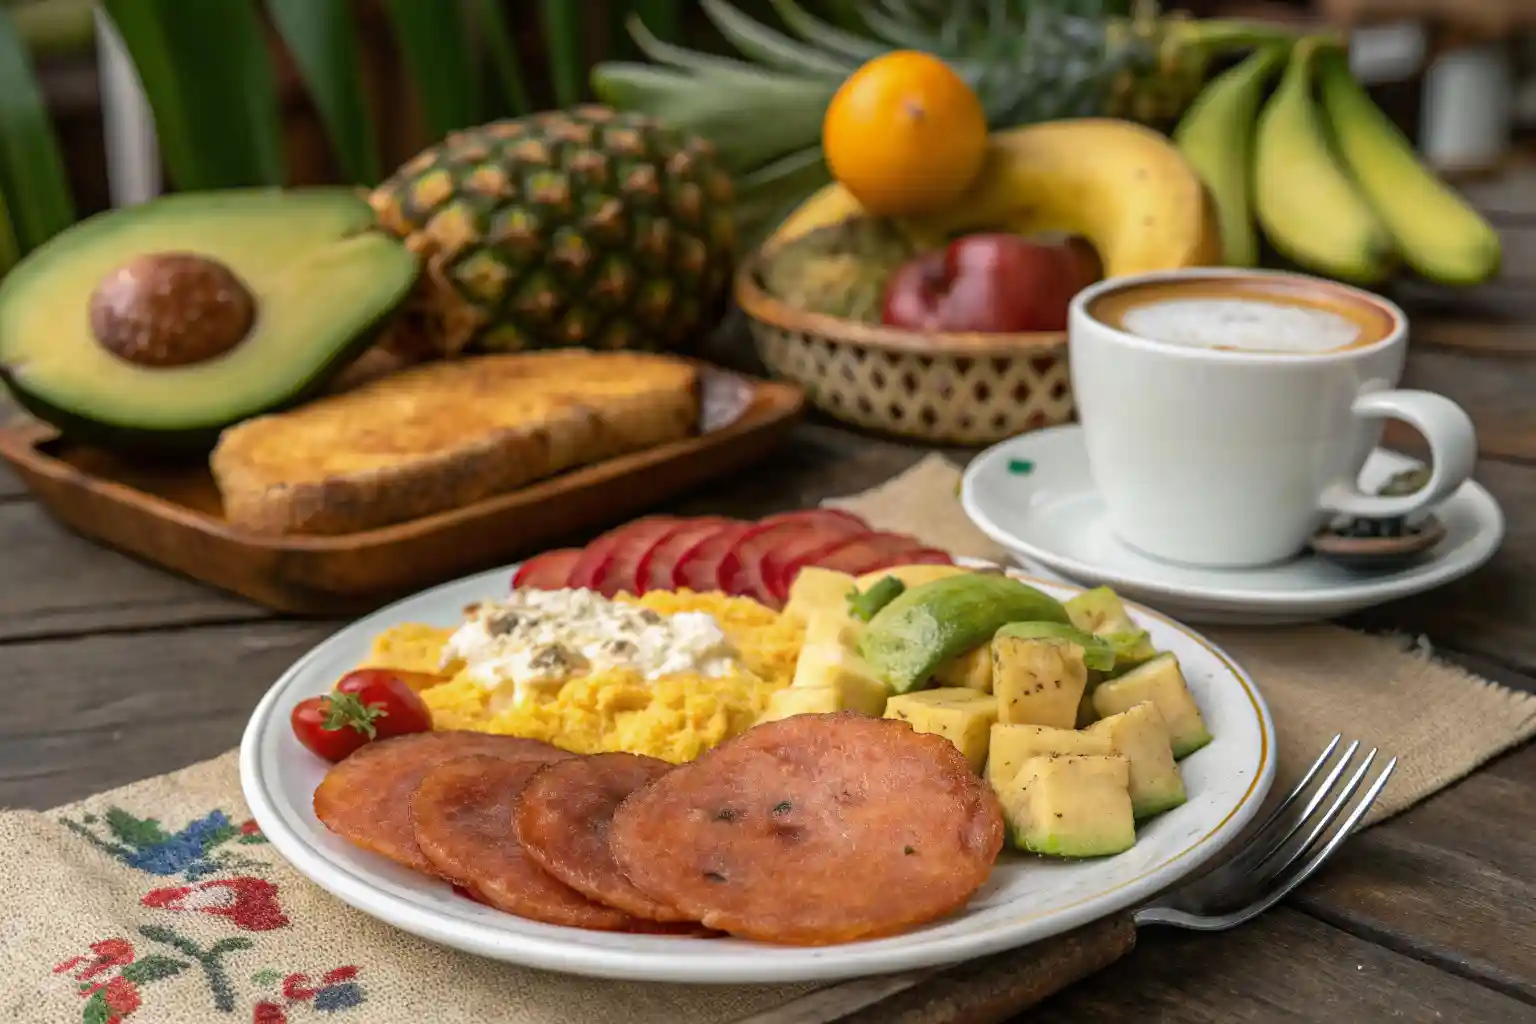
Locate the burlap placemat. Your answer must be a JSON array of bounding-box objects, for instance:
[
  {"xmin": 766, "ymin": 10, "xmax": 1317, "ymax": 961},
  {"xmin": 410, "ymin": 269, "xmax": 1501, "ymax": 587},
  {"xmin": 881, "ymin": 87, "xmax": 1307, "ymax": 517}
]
[{"xmin": 3, "ymin": 455, "xmax": 1534, "ymax": 1024}]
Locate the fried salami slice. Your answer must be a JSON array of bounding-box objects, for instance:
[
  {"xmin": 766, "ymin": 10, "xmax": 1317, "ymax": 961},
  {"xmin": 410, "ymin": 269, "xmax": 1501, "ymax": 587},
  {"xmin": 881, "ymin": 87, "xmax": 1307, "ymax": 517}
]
[
  {"xmin": 610, "ymin": 713, "xmax": 1005, "ymax": 945},
  {"xmin": 313, "ymin": 731, "xmax": 569, "ymax": 873},
  {"xmin": 410, "ymin": 754, "xmax": 658, "ymax": 931},
  {"xmin": 515, "ymin": 752, "xmax": 695, "ymax": 924}
]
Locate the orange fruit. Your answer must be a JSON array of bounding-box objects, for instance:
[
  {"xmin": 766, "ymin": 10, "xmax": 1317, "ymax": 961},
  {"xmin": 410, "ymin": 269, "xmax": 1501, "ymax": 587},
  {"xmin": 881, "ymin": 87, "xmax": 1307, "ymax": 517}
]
[{"xmin": 822, "ymin": 51, "xmax": 989, "ymax": 218}]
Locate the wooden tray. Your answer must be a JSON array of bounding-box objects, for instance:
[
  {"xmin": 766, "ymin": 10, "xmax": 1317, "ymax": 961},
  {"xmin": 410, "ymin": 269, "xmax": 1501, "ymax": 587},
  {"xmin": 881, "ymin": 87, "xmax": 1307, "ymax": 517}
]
[{"xmin": 0, "ymin": 367, "xmax": 804, "ymax": 615}]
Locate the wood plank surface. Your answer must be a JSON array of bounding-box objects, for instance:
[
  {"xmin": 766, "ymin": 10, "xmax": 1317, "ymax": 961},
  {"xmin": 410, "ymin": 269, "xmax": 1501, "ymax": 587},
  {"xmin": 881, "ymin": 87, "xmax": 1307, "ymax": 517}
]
[
  {"xmin": 1032, "ymin": 907, "xmax": 1535, "ymax": 1023},
  {"xmin": 0, "ymin": 620, "xmax": 334, "ymax": 810},
  {"xmin": 1293, "ymin": 744, "xmax": 1536, "ymax": 1004},
  {"xmin": 0, "ymin": 500, "xmax": 274, "ymax": 643}
]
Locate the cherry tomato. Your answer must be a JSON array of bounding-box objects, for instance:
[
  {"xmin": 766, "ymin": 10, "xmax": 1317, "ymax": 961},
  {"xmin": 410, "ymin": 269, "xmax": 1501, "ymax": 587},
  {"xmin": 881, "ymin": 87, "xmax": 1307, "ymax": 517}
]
[{"xmin": 290, "ymin": 669, "xmax": 434, "ymax": 763}]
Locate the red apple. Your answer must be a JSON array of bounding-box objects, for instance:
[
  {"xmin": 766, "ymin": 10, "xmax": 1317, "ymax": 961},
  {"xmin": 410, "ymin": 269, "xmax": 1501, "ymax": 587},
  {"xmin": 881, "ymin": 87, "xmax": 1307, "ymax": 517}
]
[{"xmin": 881, "ymin": 234, "xmax": 1101, "ymax": 333}]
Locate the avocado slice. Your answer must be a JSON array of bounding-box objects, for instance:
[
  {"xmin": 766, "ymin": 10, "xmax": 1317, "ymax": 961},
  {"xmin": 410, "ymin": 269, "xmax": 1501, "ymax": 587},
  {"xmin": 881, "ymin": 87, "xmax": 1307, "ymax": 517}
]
[
  {"xmin": 857, "ymin": 574, "xmax": 1069, "ymax": 694},
  {"xmin": 994, "ymin": 622, "xmax": 1116, "ymax": 672},
  {"xmin": 0, "ymin": 188, "xmax": 418, "ymax": 451},
  {"xmin": 991, "ymin": 634, "xmax": 1091, "ymax": 729},
  {"xmin": 996, "ymin": 753, "xmax": 1137, "ymax": 857},
  {"xmin": 985, "ymin": 722, "xmax": 1113, "ymax": 790},
  {"xmin": 883, "ymin": 688, "xmax": 998, "ymax": 773},
  {"xmin": 1092, "ymin": 653, "xmax": 1213, "ymax": 759},
  {"xmin": 1086, "ymin": 701, "xmax": 1188, "ymax": 819}
]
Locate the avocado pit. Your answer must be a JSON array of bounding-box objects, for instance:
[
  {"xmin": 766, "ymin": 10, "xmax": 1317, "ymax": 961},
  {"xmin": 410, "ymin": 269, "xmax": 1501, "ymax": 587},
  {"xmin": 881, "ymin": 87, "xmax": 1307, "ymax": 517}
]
[{"xmin": 89, "ymin": 252, "xmax": 257, "ymax": 367}]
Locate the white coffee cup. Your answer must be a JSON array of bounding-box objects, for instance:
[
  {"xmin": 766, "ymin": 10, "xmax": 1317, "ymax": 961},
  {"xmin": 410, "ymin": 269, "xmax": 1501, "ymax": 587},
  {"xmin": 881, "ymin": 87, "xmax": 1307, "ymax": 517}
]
[{"xmin": 1068, "ymin": 267, "xmax": 1477, "ymax": 568}]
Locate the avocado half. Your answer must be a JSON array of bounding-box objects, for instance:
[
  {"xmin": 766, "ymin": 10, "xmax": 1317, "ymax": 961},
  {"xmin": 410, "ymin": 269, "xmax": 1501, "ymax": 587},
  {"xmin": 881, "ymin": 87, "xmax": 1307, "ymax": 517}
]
[{"xmin": 0, "ymin": 188, "xmax": 419, "ymax": 453}]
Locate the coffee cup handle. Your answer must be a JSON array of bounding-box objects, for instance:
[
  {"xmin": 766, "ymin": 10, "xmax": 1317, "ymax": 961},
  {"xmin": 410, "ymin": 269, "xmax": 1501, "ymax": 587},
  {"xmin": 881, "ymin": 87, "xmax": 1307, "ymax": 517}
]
[{"xmin": 1320, "ymin": 390, "xmax": 1478, "ymax": 518}]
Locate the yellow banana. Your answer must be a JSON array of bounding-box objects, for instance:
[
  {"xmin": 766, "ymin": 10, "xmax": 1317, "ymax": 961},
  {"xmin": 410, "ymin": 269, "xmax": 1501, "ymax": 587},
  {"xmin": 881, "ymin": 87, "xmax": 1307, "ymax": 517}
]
[
  {"xmin": 767, "ymin": 118, "xmax": 1223, "ymax": 277},
  {"xmin": 1317, "ymin": 49, "xmax": 1500, "ymax": 286},
  {"xmin": 1253, "ymin": 39, "xmax": 1395, "ymax": 283}
]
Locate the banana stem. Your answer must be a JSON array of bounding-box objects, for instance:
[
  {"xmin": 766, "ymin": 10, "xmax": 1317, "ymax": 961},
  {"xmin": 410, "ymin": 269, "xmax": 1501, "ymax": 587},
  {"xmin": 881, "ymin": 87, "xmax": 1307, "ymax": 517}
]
[{"xmin": 1175, "ymin": 19, "xmax": 1323, "ymax": 60}]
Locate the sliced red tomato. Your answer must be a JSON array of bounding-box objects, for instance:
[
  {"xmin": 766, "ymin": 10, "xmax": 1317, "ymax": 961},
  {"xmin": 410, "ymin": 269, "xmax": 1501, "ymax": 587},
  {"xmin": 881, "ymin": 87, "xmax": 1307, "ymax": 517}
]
[
  {"xmin": 720, "ymin": 519, "xmax": 869, "ymax": 607},
  {"xmin": 762, "ymin": 522, "xmax": 871, "ymax": 602},
  {"xmin": 759, "ymin": 508, "xmax": 870, "ymax": 530},
  {"xmin": 592, "ymin": 518, "xmax": 687, "ymax": 597},
  {"xmin": 565, "ymin": 516, "xmax": 676, "ymax": 591},
  {"xmin": 858, "ymin": 547, "xmax": 954, "ymax": 573},
  {"xmin": 637, "ymin": 516, "xmax": 733, "ymax": 593},
  {"xmin": 783, "ymin": 531, "xmax": 935, "ymax": 580},
  {"xmin": 511, "ymin": 548, "xmax": 582, "ymax": 590},
  {"xmin": 673, "ymin": 521, "xmax": 752, "ymax": 593}
]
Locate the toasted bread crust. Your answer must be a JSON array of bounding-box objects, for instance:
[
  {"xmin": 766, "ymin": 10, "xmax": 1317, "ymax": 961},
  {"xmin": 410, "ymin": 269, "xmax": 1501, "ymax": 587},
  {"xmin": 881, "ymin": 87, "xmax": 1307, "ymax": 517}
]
[{"xmin": 210, "ymin": 351, "xmax": 698, "ymax": 535}]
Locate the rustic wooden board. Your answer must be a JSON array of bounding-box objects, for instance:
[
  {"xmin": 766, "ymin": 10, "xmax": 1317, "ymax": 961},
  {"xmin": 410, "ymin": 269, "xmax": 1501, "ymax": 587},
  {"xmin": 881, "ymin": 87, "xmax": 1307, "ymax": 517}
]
[{"xmin": 0, "ymin": 371, "xmax": 804, "ymax": 615}]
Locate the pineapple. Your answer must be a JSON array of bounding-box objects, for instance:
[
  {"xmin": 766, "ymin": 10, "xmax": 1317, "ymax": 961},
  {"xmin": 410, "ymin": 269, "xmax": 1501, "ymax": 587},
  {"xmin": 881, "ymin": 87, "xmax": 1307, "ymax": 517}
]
[
  {"xmin": 369, "ymin": 106, "xmax": 737, "ymax": 357},
  {"xmin": 593, "ymin": 0, "xmax": 1297, "ymax": 234}
]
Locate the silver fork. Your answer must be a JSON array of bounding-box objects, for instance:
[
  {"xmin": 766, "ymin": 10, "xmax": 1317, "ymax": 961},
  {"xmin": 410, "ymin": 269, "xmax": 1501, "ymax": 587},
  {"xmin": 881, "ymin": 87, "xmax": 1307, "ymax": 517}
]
[{"xmin": 1134, "ymin": 735, "xmax": 1397, "ymax": 932}]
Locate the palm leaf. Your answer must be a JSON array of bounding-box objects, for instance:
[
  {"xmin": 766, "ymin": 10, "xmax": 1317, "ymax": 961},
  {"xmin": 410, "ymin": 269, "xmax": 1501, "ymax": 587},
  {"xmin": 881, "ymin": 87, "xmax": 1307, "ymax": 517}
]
[
  {"xmin": 631, "ymin": 0, "xmax": 684, "ymax": 43},
  {"xmin": 100, "ymin": 0, "xmax": 285, "ymax": 189},
  {"xmin": 471, "ymin": 0, "xmax": 532, "ymax": 115},
  {"xmin": 0, "ymin": 5, "xmax": 74, "ymax": 253},
  {"xmin": 540, "ymin": 0, "xmax": 584, "ymax": 107},
  {"xmin": 379, "ymin": 0, "xmax": 482, "ymax": 137},
  {"xmin": 266, "ymin": 0, "xmax": 381, "ymax": 185}
]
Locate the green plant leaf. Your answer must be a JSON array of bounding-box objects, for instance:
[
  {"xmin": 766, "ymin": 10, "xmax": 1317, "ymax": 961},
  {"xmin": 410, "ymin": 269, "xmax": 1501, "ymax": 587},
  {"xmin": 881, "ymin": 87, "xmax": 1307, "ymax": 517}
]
[
  {"xmin": 471, "ymin": 0, "xmax": 531, "ymax": 115},
  {"xmin": 631, "ymin": 0, "xmax": 683, "ymax": 43},
  {"xmin": 9, "ymin": 0, "xmax": 96, "ymax": 59},
  {"xmin": 700, "ymin": 0, "xmax": 853, "ymax": 78},
  {"xmin": 540, "ymin": 0, "xmax": 584, "ymax": 107},
  {"xmin": 104, "ymin": 808, "xmax": 170, "ymax": 848},
  {"xmin": 266, "ymin": 0, "xmax": 380, "ymax": 185},
  {"xmin": 101, "ymin": 0, "xmax": 285, "ymax": 189},
  {"xmin": 379, "ymin": 0, "xmax": 482, "ymax": 137},
  {"xmin": 0, "ymin": 6, "xmax": 74, "ymax": 253},
  {"xmin": 0, "ymin": 189, "xmax": 21, "ymax": 275}
]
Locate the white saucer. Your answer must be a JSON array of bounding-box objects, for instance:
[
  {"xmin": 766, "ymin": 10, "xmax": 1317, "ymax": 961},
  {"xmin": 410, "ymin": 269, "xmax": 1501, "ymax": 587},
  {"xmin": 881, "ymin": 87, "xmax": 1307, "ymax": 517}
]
[{"xmin": 960, "ymin": 426, "xmax": 1505, "ymax": 626}]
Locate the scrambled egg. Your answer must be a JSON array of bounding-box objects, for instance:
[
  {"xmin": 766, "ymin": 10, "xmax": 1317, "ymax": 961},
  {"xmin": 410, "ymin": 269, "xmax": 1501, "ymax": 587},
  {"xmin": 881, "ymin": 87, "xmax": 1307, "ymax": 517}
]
[{"xmin": 360, "ymin": 590, "xmax": 804, "ymax": 763}]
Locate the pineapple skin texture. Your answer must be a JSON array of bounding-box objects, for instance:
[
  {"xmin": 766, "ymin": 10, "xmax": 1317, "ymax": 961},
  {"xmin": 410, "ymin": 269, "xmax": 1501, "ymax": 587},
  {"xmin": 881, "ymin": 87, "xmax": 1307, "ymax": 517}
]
[{"xmin": 369, "ymin": 106, "xmax": 737, "ymax": 357}]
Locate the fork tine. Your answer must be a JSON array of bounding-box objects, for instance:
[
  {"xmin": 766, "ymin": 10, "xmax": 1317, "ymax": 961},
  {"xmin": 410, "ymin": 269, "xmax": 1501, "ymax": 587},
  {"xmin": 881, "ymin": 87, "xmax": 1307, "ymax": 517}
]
[
  {"xmin": 1229, "ymin": 734, "xmax": 1342, "ymax": 859},
  {"xmin": 1211, "ymin": 756, "xmax": 1397, "ymax": 931},
  {"xmin": 1233, "ymin": 739, "xmax": 1359, "ymax": 868},
  {"xmin": 1254, "ymin": 748, "xmax": 1379, "ymax": 886}
]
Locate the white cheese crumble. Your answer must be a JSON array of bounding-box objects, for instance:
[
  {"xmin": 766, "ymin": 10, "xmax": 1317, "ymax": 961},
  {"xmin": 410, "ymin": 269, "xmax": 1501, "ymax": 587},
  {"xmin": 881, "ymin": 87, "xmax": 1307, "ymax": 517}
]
[{"xmin": 440, "ymin": 588, "xmax": 741, "ymax": 706}]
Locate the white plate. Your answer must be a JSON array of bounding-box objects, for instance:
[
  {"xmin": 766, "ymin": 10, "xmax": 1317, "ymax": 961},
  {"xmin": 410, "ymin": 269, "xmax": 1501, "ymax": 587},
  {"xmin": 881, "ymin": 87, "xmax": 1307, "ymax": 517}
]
[
  {"xmin": 961, "ymin": 426, "xmax": 1505, "ymax": 626},
  {"xmin": 240, "ymin": 564, "xmax": 1274, "ymax": 985}
]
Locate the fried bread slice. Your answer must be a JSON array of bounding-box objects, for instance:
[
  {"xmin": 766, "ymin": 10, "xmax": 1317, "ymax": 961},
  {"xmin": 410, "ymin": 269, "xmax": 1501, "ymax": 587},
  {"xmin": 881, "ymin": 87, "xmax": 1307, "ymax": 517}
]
[{"xmin": 210, "ymin": 351, "xmax": 698, "ymax": 535}]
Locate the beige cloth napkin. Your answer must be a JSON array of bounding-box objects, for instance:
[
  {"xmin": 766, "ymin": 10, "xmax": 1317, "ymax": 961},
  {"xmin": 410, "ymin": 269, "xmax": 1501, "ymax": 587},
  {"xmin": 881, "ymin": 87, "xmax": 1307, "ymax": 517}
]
[{"xmin": 3, "ymin": 455, "xmax": 1534, "ymax": 1024}]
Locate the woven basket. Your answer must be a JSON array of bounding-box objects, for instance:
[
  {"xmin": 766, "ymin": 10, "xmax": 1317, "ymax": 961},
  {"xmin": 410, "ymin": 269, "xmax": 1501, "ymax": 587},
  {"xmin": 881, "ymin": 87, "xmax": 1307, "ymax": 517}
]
[{"xmin": 735, "ymin": 255, "xmax": 1074, "ymax": 446}]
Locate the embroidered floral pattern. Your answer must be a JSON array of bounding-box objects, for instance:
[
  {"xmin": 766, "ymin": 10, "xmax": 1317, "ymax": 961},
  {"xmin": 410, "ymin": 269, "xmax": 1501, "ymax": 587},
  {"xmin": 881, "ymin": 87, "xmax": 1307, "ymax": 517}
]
[
  {"xmin": 250, "ymin": 965, "xmax": 367, "ymax": 1021},
  {"xmin": 62, "ymin": 808, "xmax": 268, "ymax": 880},
  {"xmin": 142, "ymin": 877, "xmax": 290, "ymax": 931},
  {"xmin": 54, "ymin": 804, "xmax": 365, "ymax": 1022}
]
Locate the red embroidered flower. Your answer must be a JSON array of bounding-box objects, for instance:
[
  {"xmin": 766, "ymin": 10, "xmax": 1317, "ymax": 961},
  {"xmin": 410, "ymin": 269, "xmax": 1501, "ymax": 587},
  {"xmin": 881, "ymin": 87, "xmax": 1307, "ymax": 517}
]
[
  {"xmin": 102, "ymin": 976, "xmax": 141, "ymax": 1017},
  {"xmin": 141, "ymin": 877, "xmax": 288, "ymax": 931},
  {"xmin": 252, "ymin": 1001, "xmax": 287, "ymax": 1024},
  {"xmin": 54, "ymin": 938, "xmax": 135, "ymax": 980},
  {"xmin": 239, "ymin": 819, "xmax": 262, "ymax": 836}
]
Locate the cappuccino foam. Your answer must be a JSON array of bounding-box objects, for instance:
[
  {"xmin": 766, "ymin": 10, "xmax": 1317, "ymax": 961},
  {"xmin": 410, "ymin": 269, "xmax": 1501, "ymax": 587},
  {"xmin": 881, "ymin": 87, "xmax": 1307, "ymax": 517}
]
[{"xmin": 1119, "ymin": 298, "xmax": 1364, "ymax": 354}]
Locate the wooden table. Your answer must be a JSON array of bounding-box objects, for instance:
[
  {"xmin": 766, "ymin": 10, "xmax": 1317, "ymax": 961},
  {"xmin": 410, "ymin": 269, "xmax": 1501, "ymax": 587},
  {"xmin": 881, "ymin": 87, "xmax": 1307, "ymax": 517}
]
[{"xmin": 5, "ymin": 175, "xmax": 1536, "ymax": 1022}]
